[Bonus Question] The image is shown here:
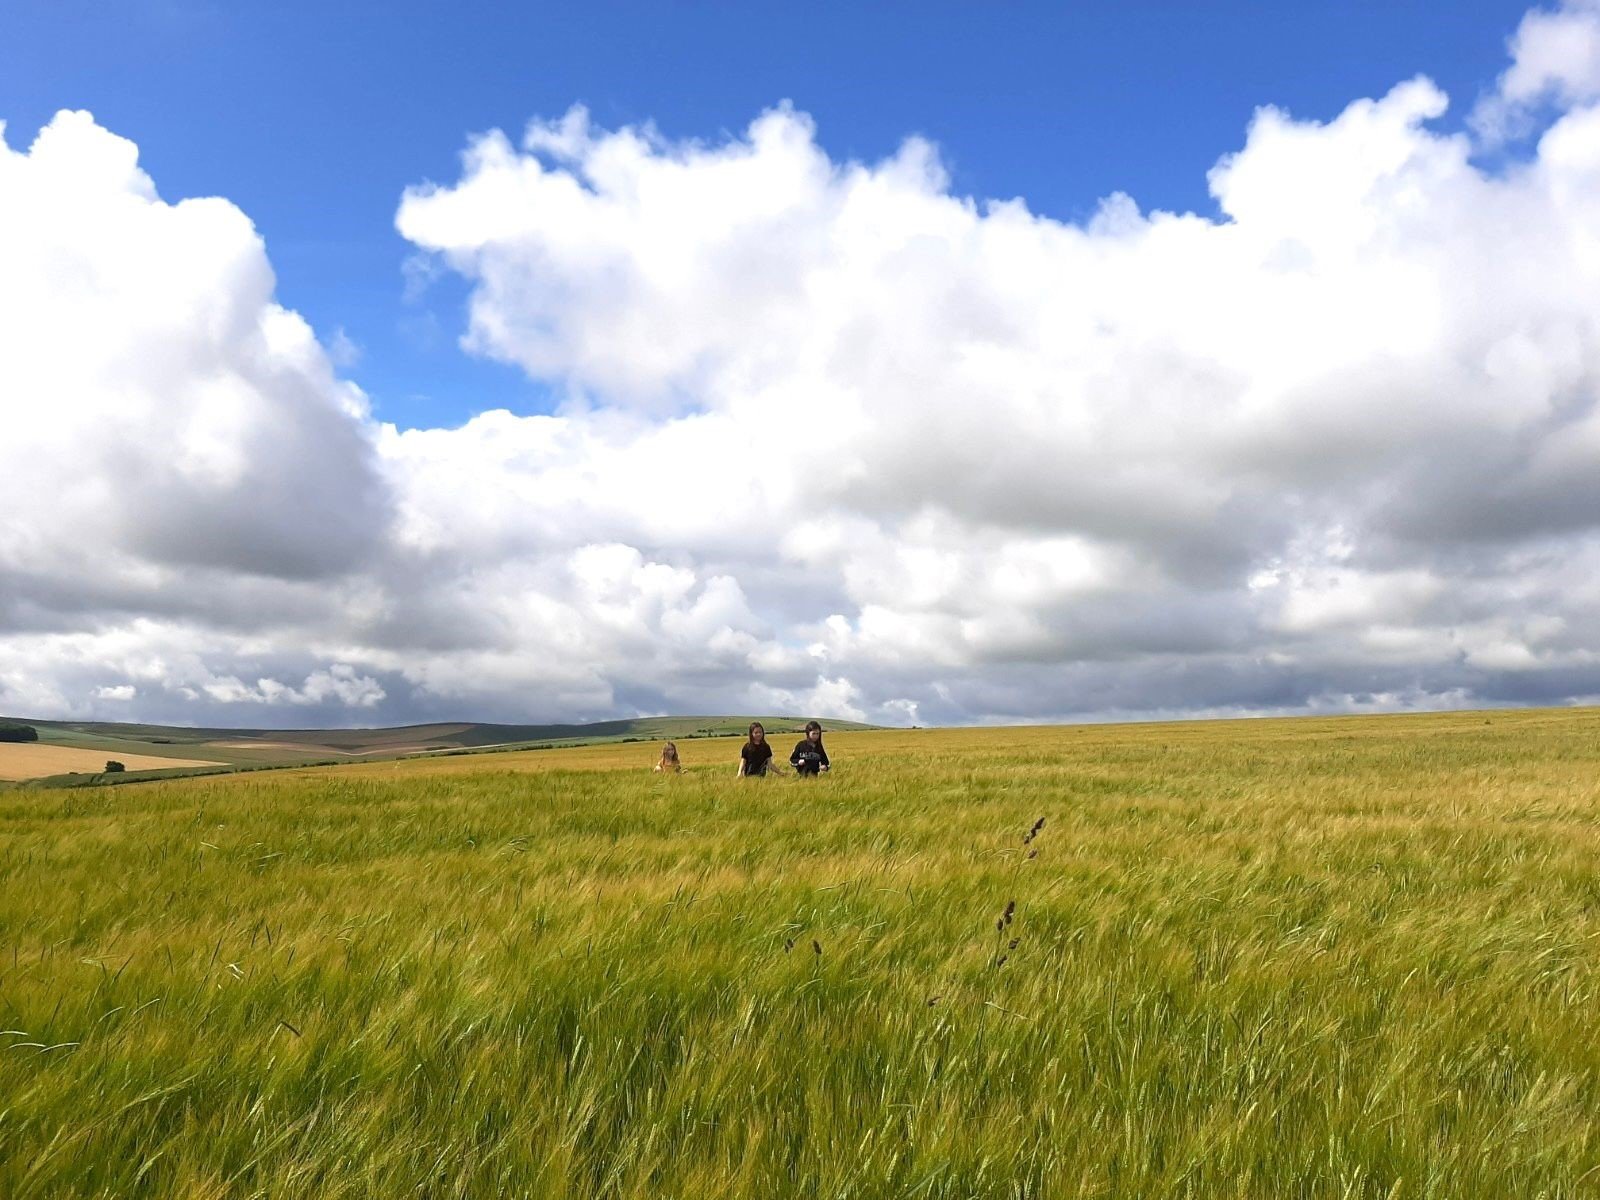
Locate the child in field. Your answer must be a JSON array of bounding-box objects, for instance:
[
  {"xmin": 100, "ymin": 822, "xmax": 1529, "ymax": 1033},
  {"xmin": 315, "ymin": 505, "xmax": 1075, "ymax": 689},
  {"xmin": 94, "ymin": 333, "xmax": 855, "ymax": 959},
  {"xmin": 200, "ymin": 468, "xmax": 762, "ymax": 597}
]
[
  {"xmin": 654, "ymin": 742, "xmax": 682, "ymax": 773},
  {"xmin": 737, "ymin": 722, "xmax": 778, "ymax": 777},
  {"xmin": 789, "ymin": 721, "xmax": 830, "ymax": 776}
]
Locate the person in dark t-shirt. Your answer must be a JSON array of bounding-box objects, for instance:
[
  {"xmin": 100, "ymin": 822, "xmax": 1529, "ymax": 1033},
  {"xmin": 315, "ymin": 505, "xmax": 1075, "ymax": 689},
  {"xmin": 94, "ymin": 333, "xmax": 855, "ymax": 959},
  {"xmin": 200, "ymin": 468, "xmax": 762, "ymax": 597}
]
[
  {"xmin": 790, "ymin": 721, "xmax": 830, "ymax": 776},
  {"xmin": 738, "ymin": 722, "xmax": 776, "ymax": 777}
]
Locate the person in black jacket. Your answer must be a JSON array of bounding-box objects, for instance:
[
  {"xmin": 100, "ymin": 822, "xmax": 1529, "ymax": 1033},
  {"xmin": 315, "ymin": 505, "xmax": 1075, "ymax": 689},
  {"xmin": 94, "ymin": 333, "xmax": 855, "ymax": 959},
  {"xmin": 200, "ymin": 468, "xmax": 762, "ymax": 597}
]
[{"xmin": 790, "ymin": 721, "xmax": 830, "ymax": 776}]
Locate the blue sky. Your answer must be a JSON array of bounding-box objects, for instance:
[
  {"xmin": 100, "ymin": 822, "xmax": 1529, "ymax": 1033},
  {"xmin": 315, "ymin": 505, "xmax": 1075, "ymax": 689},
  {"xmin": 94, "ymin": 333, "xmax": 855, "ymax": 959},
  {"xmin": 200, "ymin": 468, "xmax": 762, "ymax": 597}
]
[{"xmin": 2, "ymin": 0, "xmax": 1533, "ymax": 432}]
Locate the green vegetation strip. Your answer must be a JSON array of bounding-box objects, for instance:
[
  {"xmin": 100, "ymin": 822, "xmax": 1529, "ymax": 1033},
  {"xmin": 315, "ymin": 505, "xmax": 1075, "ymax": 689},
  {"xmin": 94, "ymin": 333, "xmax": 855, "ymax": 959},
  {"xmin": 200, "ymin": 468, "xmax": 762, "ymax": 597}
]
[{"xmin": 1, "ymin": 711, "xmax": 1597, "ymax": 1197}]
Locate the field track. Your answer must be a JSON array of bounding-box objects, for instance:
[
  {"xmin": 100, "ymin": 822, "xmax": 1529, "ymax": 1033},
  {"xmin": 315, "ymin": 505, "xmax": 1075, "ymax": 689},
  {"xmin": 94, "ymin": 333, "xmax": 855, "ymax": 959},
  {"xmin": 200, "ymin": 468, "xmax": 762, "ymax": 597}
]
[{"xmin": 2, "ymin": 708, "xmax": 1598, "ymax": 1197}]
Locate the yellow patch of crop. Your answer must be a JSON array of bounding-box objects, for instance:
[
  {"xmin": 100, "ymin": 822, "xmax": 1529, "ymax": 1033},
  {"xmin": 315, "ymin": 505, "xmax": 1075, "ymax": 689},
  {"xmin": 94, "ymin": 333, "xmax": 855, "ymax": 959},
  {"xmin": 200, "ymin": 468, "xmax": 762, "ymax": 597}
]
[{"xmin": 0, "ymin": 743, "xmax": 224, "ymax": 780}]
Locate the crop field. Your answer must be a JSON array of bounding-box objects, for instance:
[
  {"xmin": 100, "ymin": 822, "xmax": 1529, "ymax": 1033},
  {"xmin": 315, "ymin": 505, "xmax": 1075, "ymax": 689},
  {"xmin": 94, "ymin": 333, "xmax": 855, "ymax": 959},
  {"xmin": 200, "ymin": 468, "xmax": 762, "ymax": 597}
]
[
  {"xmin": 0, "ymin": 744, "xmax": 225, "ymax": 782},
  {"xmin": 2, "ymin": 709, "xmax": 1598, "ymax": 1197}
]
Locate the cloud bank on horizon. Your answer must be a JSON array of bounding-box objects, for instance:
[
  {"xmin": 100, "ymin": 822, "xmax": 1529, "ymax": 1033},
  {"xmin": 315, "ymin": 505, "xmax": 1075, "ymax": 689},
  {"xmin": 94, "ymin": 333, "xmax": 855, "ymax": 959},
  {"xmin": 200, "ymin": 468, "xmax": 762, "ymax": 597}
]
[{"xmin": 5, "ymin": 0, "xmax": 1600, "ymax": 728}]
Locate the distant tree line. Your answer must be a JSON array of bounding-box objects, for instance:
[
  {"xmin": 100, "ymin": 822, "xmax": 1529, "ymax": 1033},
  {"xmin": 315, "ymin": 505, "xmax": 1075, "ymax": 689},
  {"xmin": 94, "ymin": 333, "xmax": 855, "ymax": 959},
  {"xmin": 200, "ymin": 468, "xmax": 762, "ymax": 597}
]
[{"xmin": 0, "ymin": 720, "xmax": 38, "ymax": 743}]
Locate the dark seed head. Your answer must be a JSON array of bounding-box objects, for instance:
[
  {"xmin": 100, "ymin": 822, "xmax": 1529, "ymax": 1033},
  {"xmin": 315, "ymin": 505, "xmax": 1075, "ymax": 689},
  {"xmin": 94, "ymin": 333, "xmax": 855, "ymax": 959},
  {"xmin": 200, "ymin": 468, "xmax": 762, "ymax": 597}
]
[
  {"xmin": 996, "ymin": 918, "xmax": 1004, "ymax": 931},
  {"xmin": 812, "ymin": 940, "xmax": 822, "ymax": 956},
  {"xmin": 927, "ymin": 996, "xmax": 941, "ymax": 1006},
  {"xmin": 1026, "ymin": 849, "xmax": 1038, "ymax": 859},
  {"xmin": 784, "ymin": 938, "xmax": 795, "ymax": 952},
  {"xmin": 994, "ymin": 955, "xmax": 1008, "ymax": 968},
  {"xmin": 1007, "ymin": 937, "xmax": 1019, "ymax": 950}
]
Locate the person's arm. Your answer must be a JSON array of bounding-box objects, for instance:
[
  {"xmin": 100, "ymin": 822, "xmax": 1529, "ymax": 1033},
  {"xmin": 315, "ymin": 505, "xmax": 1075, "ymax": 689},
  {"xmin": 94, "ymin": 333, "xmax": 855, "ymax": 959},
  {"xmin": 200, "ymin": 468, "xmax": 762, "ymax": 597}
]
[
  {"xmin": 736, "ymin": 751, "xmax": 747, "ymax": 777},
  {"xmin": 818, "ymin": 746, "xmax": 830, "ymax": 769},
  {"xmin": 790, "ymin": 741, "xmax": 805, "ymax": 767}
]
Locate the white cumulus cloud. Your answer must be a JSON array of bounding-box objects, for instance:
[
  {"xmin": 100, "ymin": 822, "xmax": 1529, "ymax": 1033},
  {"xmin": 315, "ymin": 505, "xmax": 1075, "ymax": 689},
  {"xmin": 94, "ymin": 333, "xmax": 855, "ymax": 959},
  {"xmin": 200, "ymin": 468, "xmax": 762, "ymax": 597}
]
[{"xmin": 390, "ymin": 55, "xmax": 1600, "ymax": 722}]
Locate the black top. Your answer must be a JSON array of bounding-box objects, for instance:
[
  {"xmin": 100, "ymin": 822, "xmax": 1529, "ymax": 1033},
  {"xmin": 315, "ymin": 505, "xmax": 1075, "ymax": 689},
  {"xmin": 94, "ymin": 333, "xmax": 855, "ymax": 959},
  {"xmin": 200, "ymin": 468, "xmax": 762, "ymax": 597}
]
[
  {"xmin": 740, "ymin": 741, "xmax": 773, "ymax": 775},
  {"xmin": 790, "ymin": 739, "xmax": 829, "ymax": 770}
]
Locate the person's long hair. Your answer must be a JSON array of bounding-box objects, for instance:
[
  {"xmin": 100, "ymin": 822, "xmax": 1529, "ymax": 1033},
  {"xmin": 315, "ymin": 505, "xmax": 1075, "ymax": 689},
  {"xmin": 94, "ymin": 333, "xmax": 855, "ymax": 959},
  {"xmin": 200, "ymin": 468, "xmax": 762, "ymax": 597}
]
[
  {"xmin": 658, "ymin": 741, "xmax": 680, "ymax": 770},
  {"xmin": 747, "ymin": 722, "xmax": 766, "ymax": 744}
]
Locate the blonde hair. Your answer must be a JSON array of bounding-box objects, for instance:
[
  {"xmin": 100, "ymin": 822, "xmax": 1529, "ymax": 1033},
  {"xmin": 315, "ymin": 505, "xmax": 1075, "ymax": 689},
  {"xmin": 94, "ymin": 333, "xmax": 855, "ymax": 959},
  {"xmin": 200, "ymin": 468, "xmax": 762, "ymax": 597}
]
[{"xmin": 657, "ymin": 741, "xmax": 681, "ymax": 772}]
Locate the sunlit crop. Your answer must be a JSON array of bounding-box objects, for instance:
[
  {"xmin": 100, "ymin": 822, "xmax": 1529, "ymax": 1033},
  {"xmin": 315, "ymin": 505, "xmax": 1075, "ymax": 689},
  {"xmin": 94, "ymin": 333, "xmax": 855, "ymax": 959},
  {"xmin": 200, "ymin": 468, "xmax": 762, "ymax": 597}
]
[{"xmin": 2, "ymin": 710, "xmax": 1597, "ymax": 1197}]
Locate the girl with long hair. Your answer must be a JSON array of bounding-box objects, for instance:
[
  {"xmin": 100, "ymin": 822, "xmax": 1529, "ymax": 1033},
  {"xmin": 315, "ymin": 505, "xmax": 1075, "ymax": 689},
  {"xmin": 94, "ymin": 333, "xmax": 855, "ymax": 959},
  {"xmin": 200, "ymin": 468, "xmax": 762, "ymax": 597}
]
[
  {"xmin": 654, "ymin": 741, "xmax": 682, "ymax": 773},
  {"xmin": 789, "ymin": 721, "xmax": 830, "ymax": 776},
  {"xmin": 737, "ymin": 722, "xmax": 776, "ymax": 777}
]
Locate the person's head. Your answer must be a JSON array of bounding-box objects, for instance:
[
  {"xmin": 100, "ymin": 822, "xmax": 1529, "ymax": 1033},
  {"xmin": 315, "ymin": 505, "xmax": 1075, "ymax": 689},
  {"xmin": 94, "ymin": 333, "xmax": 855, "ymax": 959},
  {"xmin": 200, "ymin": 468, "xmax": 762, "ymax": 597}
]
[
  {"xmin": 748, "ymin": 722, "xmax": 766, "ymax": 745},
  {"xmin": 805, "ymin": 720, "xmax": 823, "ymax": 743},
  {"xmin": 659, "ymin": 741, "xmax": 679, "ymax": 767}
]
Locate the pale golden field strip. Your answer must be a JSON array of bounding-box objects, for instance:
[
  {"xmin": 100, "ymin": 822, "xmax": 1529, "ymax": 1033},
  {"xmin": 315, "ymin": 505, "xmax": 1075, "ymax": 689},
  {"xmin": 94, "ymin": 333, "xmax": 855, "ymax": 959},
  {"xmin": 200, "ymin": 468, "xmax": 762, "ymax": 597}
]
[{"xmin": 0, "ymin": 742, "xmax": 225, "ymax": 781}]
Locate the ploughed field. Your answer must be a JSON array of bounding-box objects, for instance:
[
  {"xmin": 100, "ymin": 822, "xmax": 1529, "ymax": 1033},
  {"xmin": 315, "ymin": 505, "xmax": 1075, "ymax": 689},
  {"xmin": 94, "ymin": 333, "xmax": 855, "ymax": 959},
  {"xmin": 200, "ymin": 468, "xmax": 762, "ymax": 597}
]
[{"xmin": 1, "ymin": 711, "xmax": 1598, "ymax": 1198}]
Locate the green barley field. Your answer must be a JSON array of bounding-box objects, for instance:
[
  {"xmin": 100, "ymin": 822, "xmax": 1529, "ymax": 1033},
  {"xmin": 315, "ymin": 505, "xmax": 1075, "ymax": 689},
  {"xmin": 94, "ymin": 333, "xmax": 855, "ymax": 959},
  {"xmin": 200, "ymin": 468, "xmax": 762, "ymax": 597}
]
[{"xmin": 2, "ymin": 709, "xmax": 1598, "ymax": 1198}]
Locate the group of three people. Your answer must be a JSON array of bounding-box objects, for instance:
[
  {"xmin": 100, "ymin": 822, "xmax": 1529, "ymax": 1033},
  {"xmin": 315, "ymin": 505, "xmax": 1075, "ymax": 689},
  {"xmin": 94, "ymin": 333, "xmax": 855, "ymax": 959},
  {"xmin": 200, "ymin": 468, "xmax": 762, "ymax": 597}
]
[{"xmin": 654, "ymin": 721, "xmax": 831, "ymax": 777}]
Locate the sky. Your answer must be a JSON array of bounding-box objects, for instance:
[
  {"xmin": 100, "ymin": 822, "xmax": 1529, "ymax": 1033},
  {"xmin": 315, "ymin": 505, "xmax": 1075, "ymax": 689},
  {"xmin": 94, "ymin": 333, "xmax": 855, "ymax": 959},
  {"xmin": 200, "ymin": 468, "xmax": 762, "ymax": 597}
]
[{"xmin": 3, "ymin": 0, "xmax": 1600, "ymax": 728}]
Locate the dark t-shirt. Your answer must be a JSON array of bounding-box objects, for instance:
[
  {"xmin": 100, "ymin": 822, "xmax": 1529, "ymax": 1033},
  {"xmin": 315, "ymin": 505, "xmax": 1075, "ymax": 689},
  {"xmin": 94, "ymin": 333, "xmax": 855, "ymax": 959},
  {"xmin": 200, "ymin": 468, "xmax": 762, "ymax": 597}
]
[
  {"xmin": 790, "ymin": 739, "xmax": 829, "ymax": 773},
  {"xmin": 741, "ymin": 741, "xmax": 773, "ymax": 775}
]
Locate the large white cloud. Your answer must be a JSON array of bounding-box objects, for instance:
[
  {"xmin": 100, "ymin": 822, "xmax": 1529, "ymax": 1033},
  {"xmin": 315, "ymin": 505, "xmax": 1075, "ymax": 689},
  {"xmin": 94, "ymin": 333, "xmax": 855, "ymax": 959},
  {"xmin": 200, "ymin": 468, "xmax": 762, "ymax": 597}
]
[
  {"xmin": 0, "ymin": 112, "xmax": 399, "ymax": 724},
  {"xmin": 5, "ymin": 2, "xmax": 1600, "ymax": 727},
  {"xmin": 0, "ymin": 113, "xmax": 389, "ymax": 582}
]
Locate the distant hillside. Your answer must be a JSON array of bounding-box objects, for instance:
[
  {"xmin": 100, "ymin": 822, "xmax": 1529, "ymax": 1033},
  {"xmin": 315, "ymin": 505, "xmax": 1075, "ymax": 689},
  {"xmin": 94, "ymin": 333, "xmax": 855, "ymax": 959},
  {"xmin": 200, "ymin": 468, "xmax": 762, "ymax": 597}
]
[{"xmin": 0, "ymin": 713, "xmax": 884, "ymax": 785}]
